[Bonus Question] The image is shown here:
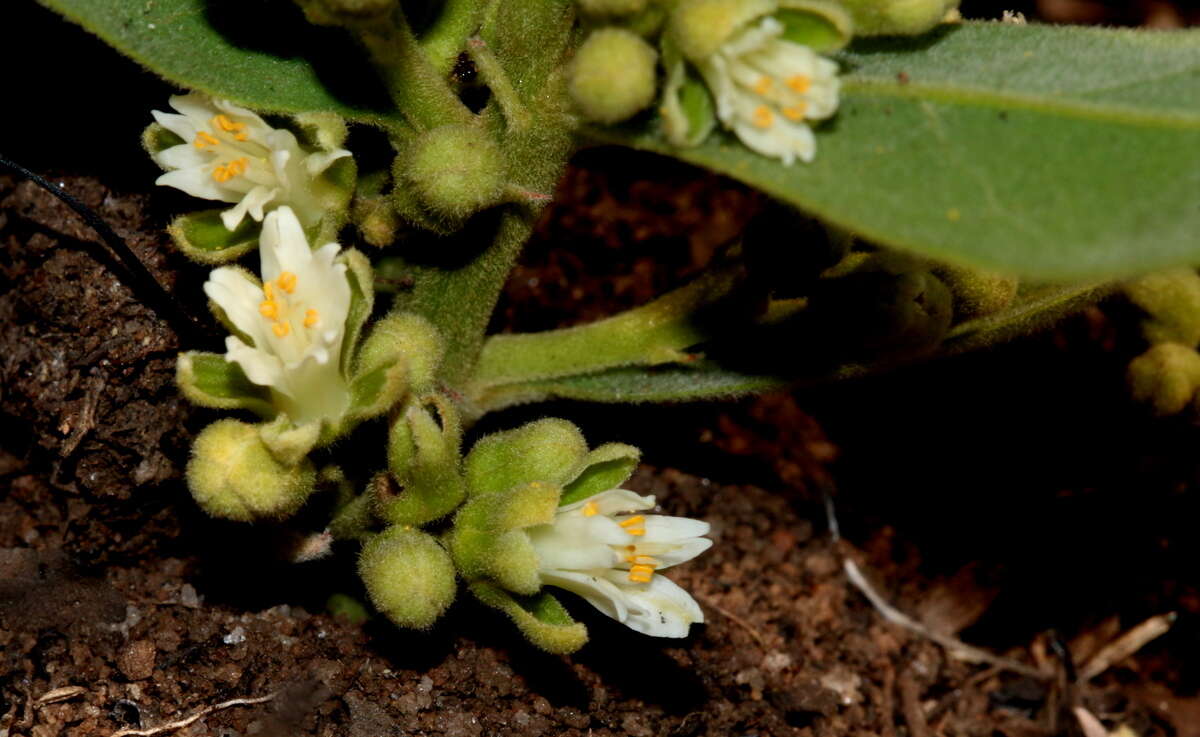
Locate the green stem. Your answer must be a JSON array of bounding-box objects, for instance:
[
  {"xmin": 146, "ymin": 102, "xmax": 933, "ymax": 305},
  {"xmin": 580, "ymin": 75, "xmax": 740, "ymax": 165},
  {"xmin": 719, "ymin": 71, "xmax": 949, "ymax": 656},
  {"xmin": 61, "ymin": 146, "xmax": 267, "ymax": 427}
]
[
  {"xmin": 329, "ymin": 493, "xmax": 374, "ymax": 542},
  {"xmin": 467, "ymin": 36, "xmax": 530, "ymax": 131},
  {"xmin": 356, "ymin": 10, "xmax": 474, "ymax": 130},
  {"xmin": 391, "ymin": 211, "xmax": 536, "ymax": 387},
  {"xmin": 419, "ymin": 0, "xmax": 485, "ymax": 76},
  {"xmin": 466, "ymin": 266, "xmax": 744, "ymax": 391}
]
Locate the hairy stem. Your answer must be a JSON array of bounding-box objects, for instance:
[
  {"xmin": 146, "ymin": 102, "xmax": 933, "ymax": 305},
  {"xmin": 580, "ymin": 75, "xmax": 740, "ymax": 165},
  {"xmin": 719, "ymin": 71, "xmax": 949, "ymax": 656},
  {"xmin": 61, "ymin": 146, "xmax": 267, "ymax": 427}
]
[{"xmin": 419, "ymin": 0, "xmax": 485, "ymax": 76}]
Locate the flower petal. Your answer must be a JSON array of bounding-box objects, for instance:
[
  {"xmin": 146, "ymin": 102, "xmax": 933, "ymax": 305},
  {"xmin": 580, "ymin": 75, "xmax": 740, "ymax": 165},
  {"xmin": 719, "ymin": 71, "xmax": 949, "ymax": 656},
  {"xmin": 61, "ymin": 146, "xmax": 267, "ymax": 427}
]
[
  {"xmin": 610, "ymin": 572, "xmax": 704, "ymax": 638},
  {"xmin": 541, "ymin": 569, "xmax": 631, "ymax": 623}
]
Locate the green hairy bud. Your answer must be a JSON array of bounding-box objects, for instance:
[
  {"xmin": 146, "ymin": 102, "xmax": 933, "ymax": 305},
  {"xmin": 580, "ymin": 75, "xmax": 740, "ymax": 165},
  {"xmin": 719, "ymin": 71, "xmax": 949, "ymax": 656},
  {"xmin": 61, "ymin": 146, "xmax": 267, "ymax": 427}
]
[
  {"xmin": 1125, "ymin": 268, "xmax": 1200, "ymax": 347},
  {"xmin": 359, "ymin": 527, "xmax": 457, "ymax": 630},
  {"xmin": 835, "ymin": 0, "xmax": 958, "ymax": 36},
  {"xmin": 1128, "ymin": 343, "xmax": 1200, "ymax": 416},
  {"xmin": 932, "ymin": 264, "xmax": 1018, "ymax": 319},
  {"xmin": 356, "ymin": 312, "xmax": 445, "ymax": 393},
  {"xmin": 397, "ymin": 124, "xmax": 506, "ymax": 222},
  {"xmin": 669, "ymin": 0, "xmax": 775, "ymax": 61},
  {"xmin": 569, "ymin": 28, "xmax": 659, "ymax": 124},
  {"xmin": 464, "ymin": 418, "xmax": 589, "ymax": 497},
  {"xmin": 186, "ymin": 419, "xmax": 316, "ymax": 521}
]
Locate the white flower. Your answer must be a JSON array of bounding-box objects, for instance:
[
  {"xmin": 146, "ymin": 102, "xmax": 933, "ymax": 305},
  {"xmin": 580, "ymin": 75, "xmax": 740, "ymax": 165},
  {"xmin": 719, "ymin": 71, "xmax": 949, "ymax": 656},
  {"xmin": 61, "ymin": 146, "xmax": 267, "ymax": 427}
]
[
  {"xmin": 151, "ymin": 94, "xmax": 351, "ymax": 230},
  {"xmin": 528, "ymin": 488, "xmax": 712, "ymax": 638},
  {"xmin": 203, "ymin": 206, "xmax": 351, "ymax": 426},
  {"xmin": 698, "ymin": 16, "xmax": 839, "ymax": 165}
]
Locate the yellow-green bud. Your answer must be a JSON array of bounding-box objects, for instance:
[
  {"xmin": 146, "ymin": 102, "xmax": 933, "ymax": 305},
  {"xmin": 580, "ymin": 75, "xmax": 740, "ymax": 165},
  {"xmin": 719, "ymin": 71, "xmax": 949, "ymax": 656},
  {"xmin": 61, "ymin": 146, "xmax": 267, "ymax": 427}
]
[
  {"xmin": 568, "ymin": 28, "xmax": 659, "ymax": 124},
  {"xmin": 933, "ymin": 264, "xmax": 1018, "ymax": 319},
  {"xmin": 669, "ymin": 0, "xmax": 775, "ymax": 61},
  {"xmin": 186, "ymin": 419, "xmax": 316, "ymax": 521},
  {"xmin": 1125, "ymin": 268, "xmax": 1200, "ymax": 347},
  {"xmin": 356, "ymin": 312, "xmax": 444, "ymax": 392},
  {"xmin": 836, "ymin": 0, "xmax": 958, "ymax": 36},
  {"xmin": 359, "ymin": 527, "xmax": 457, "ymax": 630},
  {"xmin": 1128, "ymin": 343, "xmax": 1200, "ymax": 416},
  {"xmin": 397, "ymin": 124, "xmax": 505, "ymax": 221},
  {"xmin": 464, "ymin": 418, "xmax": 589, "ymax": 497},
  {"xmin": 578, "ymin": 0, "xmax": 648, "ymax": 16}
]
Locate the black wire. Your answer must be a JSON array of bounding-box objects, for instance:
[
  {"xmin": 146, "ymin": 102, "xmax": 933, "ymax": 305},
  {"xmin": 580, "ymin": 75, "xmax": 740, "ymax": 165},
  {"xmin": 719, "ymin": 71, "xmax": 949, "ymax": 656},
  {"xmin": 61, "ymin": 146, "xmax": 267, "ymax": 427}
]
[{"xmin": 0, "ymin": 155, "xmax": 215, "ymax": 346}]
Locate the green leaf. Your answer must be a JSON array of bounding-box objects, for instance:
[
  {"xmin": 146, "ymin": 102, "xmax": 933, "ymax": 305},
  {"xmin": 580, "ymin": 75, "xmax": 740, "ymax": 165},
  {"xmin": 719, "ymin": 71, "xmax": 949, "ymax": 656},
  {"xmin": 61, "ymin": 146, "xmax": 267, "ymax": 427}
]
[
  {"xmin": 470, "ymin": 582, "xmax": 589, "ymax": 654},
  {"xmin": 339, "ymin": 248, "xmax": 375, "ymax": 376},
  {"xmin": 38, "ymin": 0, "xmax": 395, "ymax": 124},
  {"xmin": 588, "ymin": 23, "xmax": 1200, "ymax": 281},
  {"xmin": 176, "ymin": 351, "xmax": 274, "ymax": 416},
  {"xmin": 167, "ymin": 210, "xmax": 260, "ymax": 265},
  {"xmin": 777, "ymin": 1, "xmax": 854, "ymax": 52},
  {"xmin": 560, "ymin": 442, "xmax": 641, "ymax": 506},
  {"xmin": 472, "ymin": 363, "xmax": 786, "ymax": 411}
]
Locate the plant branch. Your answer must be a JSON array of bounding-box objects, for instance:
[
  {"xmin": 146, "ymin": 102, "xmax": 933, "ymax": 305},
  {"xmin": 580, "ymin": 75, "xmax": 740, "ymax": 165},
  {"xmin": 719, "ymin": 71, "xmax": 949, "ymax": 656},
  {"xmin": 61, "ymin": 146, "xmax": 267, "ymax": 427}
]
[{"xmin": 419, "ymin": 0, "xmax": 485, "ymax": 76}]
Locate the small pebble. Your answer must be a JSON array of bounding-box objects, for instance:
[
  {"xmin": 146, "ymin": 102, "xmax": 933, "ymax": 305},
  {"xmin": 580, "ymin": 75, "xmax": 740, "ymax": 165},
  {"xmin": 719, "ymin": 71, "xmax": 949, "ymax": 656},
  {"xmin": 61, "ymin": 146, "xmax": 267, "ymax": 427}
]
[
  {"xmin": 117, "ymin": 640, "xmax": 156, "ymax": 681},
  {"xmin": 223, "ymin": 626, "xmax": 246, "ymax": 645}
]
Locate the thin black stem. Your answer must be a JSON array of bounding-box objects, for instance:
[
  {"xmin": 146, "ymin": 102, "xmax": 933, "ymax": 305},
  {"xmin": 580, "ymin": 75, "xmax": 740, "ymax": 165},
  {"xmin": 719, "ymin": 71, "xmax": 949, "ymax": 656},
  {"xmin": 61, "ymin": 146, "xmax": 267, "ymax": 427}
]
[{"xmin": 0, "ymin": 156, "xmax": 215, "ymax": 346}]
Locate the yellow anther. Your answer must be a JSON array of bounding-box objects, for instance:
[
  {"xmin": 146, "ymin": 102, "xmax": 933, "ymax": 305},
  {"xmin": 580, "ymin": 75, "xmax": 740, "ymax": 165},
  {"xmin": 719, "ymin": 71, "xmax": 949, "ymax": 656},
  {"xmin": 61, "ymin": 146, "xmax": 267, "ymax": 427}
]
[
  {"xmin": 277, "ymin": 271, "xmax": 297, "ymax": 294},
  {"xmin": 259, "ymin": 300, "xmax": 278, "ymax": 319},
  {"xmin": 211, "ymin": 164, "xmax": 231, "ymax": 182},
  {"xmin": 628, "ymin": 564, "xmax": 655, "ymax": 583},
  {"xmin": 213, "ymin": 114, "xmax": 247, "ymax": 135},
  {"xmin": 272, "ymin": 321, "xmax": 291, "ymax": 338},
  {"xmin": 582, "ymin": 501, "xmax": 599, "ymax": 517},
  {"xmin": 619, "ymin": 515, "xmax": 646, "ymax": 536},
  {"xmin": 783, "ymin": 103, "xmax": 807, "ymax": 121},
  {"xmin": 211, "ymin": 158, "xmax": 247, "ymax": 183},
  {"xmin": 787, "ymin": 75, "xmax": 811, "ymax": 93},
  {"xmin": 753, "ymin": 76, "xmax": 772, "ymax": 95},
  {"xmin": 304, "ymin": 309, "xmax": 319, "ymax": 328},
  {"xmin": 193, "ymin": 131, "xmax": 219, "ymax": 148},
  {"xmin": 263, "ymin": 282, "xmax": 275, "ymax": 300},
  {"xmin": 752, "ymin": 105, "xmax": 774, "ymax": 129}
]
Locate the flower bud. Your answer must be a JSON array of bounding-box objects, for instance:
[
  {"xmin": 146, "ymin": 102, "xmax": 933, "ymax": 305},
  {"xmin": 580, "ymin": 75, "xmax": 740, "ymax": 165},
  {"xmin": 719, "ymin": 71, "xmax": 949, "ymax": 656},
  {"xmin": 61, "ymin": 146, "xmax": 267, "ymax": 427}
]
[
  {"xmin": 1125, "ymin": 269, "xmax": 1200, "ymax": 346},
  {"xmin": 932, "ymin": 264, "xmax": 1018, "ymax": 319},
  {"xmin": 569, "ymin": 28, "xmax": 659, "ymax": 124},
  {"xmin": 356, "ymin": 312, "xmax": 445, "ymax": 392},
  {"xmin": 669, "ymin": 0, "xmax": 775, "ymax": 61},
  {"xmin": 186, "ymin": 419, "xmax": 316, "ymax": 521},
  {"xmin": 1128, "ymin": 343, "xmax": 1200, "ymax": 416},
  {"xmin": 464, "ymin": 418, "xmax": 589, "ymax": 497},
  {"xmin": 359, "ymin": 527, "xmax": 457, "ymax": 630},
  {"xmin": 835, "ymin": 0, "xmax": 958, "ymax": 36},
  {"xmin": 396, "ymin": 124, "xmax": 506, "ymax": 223}
]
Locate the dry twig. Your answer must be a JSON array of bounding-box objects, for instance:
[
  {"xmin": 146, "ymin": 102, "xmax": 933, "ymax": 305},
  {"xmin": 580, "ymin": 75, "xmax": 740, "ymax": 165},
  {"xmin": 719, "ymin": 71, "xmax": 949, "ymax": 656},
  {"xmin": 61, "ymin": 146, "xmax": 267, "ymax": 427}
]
[
  {"xmin": 1079, "ymin": 612, "xmax": 1176, "ymax": 681},
  {"xmin": 108, "ymin": 693, "xmax": 275, "ymax": 737},
  {"xmin": 695, "ymin": 594, "xmax": 767, "ymax": 648},
  {"xmin": 842, "ymin": 558, "xmax": 1046, "ymax": 679}
]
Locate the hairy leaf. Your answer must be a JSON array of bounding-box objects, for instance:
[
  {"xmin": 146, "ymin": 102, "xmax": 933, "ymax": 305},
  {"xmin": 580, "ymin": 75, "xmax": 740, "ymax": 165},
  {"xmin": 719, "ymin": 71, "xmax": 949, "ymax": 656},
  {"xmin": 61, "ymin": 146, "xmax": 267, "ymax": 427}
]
[
  {"xmin": 38, "ymin": 0, "xmax": 395, "ymax": 124},
  {"xmin": 590, "ymin": 23, "xmax": 1200, "ymax": 280}
]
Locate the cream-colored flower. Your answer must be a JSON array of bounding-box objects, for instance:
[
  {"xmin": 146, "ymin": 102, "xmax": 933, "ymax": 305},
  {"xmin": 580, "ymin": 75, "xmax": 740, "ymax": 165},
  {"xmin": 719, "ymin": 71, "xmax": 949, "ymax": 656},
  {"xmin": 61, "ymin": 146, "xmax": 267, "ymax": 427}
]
[
  {"xmin": 151, "ymin": 94, "xmax": 350, "ymax": 230},
  {"xmin": 528, "ymin": 488, "xmax": 711, "ymax": 637},
  {"xmin": 203, "ymin": 206, "xmax": 351, "ymax": 425},
  {"xmin": 698, "ymin": 16, "xmax": 839, "ymax": 164}
]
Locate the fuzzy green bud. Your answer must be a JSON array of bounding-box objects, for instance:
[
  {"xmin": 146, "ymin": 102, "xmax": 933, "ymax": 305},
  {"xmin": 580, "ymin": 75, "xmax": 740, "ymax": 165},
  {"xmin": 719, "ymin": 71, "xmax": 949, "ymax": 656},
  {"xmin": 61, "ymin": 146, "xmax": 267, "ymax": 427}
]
[
  {"xmin": 396, "ymin": 125, "xmax": 505, "ymax": 223},
  {"xmin": 464, "ymin": 418, "xmax": 589, "ymax": 497},
  {"xmin": 932, "ymin": 264, "xmax": 1018, "ymax": 320},
  {"xmin": 359, "ymin": 527, "xmax": 457, "ymax": 630},
  {"xmin": 1128, "ymin": 343, "xmax": 1200, "ymax": 416},
  {"xmin": 578, "ymin": 0, "xmax": 648, "ymax": 15},
  {"xmin": 835, "ymin": 0, "xmax": 958, "ymax": 36},
  {"xmin": 380, "ymin": 395, "xmax": 466, "ymax": 527},
  {"xmin": 669, "ymin": 0, "xmax": 775, "ymax": 61},
  {"xmin": 1125, "ymin": 269, "xmax": 1200, "ymax": 347},
  {"xmin": 356, "ymin": 312, "xmax": 444, "ymax": 393},
  {"xmin": 569, "ymin": 28, "xmax": 659, "ymax": 124},
  {"xmin": 186, "ymin": 419, "xmax": 316, "ymax": 522}
]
